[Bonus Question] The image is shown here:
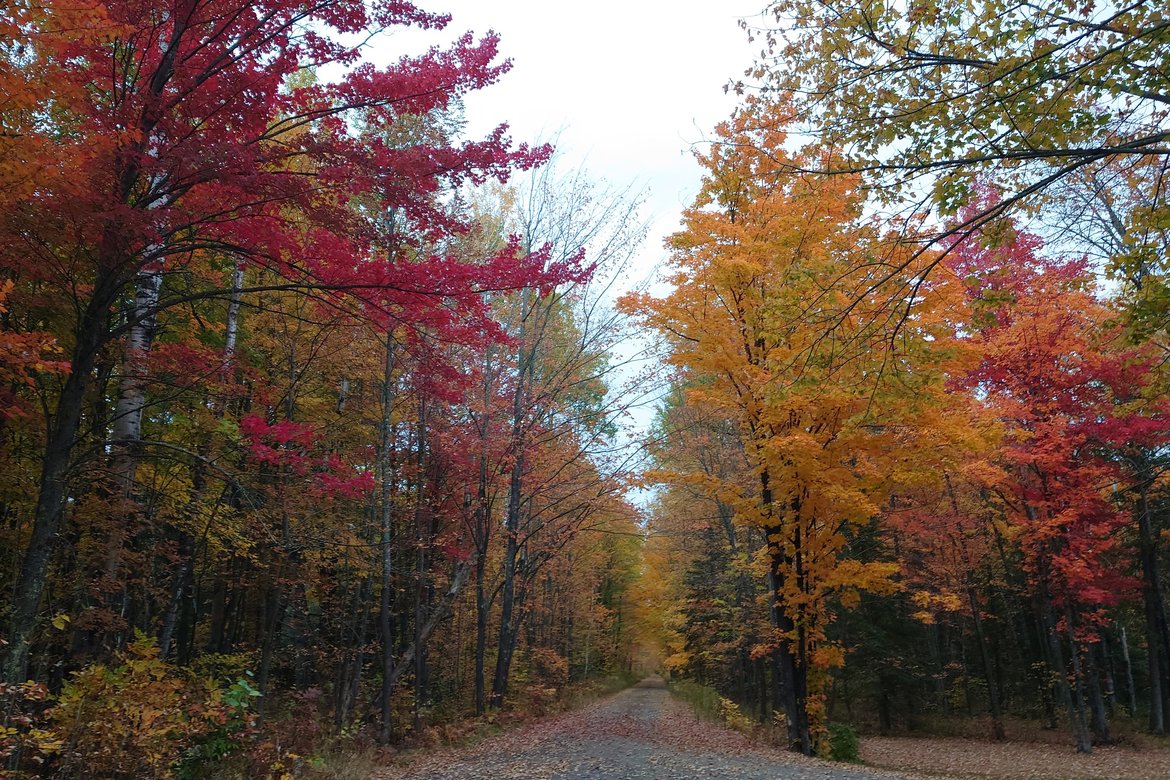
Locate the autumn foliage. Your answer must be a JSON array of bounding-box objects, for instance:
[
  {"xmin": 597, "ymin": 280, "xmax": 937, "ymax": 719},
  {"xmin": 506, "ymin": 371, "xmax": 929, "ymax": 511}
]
[
  {"xmin": 0, "ymin": 1, "xmax": 645, "ymax": 777},
  {"xmin": 628, "ymin": 99, "xmax": 1170, "ymax": 756},
  {"xmin": 4, "ymin": 0, "xmax": 1170, "ymax": 775}
]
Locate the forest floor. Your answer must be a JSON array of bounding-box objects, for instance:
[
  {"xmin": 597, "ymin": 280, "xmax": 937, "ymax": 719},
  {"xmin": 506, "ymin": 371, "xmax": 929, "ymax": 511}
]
[
  {"xmin": 861, "ymin": 734, "xmax": 1170, "ymax": 779},
  {"xmin": 376, "ymin": 676, "xmax": 902, "ymax": 779}
]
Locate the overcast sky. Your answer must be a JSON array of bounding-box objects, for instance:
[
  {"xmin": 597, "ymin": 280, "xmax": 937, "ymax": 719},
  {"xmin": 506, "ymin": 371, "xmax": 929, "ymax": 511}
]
[{"xmin": 378, "ymin": 1, "xmax": 763, "ymax": 281}]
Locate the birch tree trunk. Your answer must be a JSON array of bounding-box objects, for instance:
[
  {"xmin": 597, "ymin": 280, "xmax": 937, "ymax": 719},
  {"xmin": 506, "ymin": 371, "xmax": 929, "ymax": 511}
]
[
  {"xmin": 104, "ymin": 267, "xmax": 165, "ymax": 633},
  {"xmin": 111, "ymin": 267, "xmax": 164, "ymax": 489}
]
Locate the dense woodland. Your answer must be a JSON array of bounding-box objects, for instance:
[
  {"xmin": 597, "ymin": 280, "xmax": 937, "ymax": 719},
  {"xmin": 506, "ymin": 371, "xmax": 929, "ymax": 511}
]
[{"xmin": 1, "ymin": 0, "xmax": 1169, "ymax": 777}]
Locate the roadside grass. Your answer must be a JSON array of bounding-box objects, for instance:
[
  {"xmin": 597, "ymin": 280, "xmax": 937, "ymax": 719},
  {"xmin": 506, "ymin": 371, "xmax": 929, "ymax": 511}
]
[
  {"xmin": 667, "ymin": 679, "xmax": 724, "ymax": 724},
  {"xmin": 667, "ymin": 679, "xmax": 866, "ymax": 763},
  {"xmin": 666, "ymin": 680, "xmax": 769, "ymax": 743}
]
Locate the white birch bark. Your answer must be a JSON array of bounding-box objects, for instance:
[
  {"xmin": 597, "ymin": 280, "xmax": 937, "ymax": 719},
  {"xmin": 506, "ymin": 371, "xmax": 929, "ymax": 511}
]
[{"xmin": 112, "ymin": 265, "xmax": 164, "ymax": 490}]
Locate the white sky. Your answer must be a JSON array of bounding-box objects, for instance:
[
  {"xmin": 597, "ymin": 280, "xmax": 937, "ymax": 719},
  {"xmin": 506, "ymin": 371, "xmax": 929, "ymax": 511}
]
[{"xmin": 378, "ymin": 1, "xmax": 763, "ymax": 283}]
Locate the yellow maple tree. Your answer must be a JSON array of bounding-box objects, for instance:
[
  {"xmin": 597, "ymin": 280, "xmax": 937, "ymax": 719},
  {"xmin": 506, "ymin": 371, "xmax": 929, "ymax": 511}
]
[{"xmin": 622, "ymin": 100, "xmax": 953, "ymax": 753}]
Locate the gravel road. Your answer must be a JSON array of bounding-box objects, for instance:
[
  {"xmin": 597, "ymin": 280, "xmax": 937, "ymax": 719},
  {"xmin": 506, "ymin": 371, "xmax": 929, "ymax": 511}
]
[{"xmin": 389, "ymin": 678, "xmax": 908, "ymax": 780}]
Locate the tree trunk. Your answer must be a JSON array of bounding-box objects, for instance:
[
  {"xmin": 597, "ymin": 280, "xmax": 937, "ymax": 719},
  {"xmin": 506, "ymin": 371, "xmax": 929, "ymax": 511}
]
[
  {"xmin": 412, "ymin": 399, "xmax": 428, "ymax": 729},
  {"xmin": 472, "ymin": 349, "xmax": 493, "ymax": 716},
  {"xmin": 490, "ymin": 497, "xmax": 521, "ymax": 709},
  {"xmin": 491, "ymin": 293, "xmax": 535, "ymax": 709},
  {"xmin": 207, "ymin": 568, "xmax": 230, "ymax": 653},
  {"xmin": 159, "ymin": 448, "xmax": 207, "ymax": 658},
  {"xmin": 766, "ymin": 543, "xmax": 804, "ymax": 750},
  {"xmin": 1097, "ymin": 638, "xmax": 1117, "ymax": 719},
  {"xmin": 475, "ymin": 551, "xmax": 488, "ymax": 715},
  {"xmin": 1040, "ymin": 594, "xmax": 1092, "ymax": 753},
  {"xmin": 111, "ymin": 267, "xmax": 164, "ymax": 488},
  {"xmin": 473, "ymin": 453, "xmax": 489, "ymax": 715},
  {"xmin": 99, "ymin": 267, "xmax": 165, "ymax": 648},
  {"xmin": 1062, "ymin": 606, "xmax": 1102, "ymax": 748},
  {"xmin": 1119, "ymin": 625, "xmax": 1138, "ymax": 716},
  {"xmin": 158, "ymin": 533, "xmax": 195, "ymax": 659},
  {"xmin": 760, "ymin": 462, "xmax": 809, "ymax": 754},
  {"xmin": 350, "ymin": 578, "xmax": 371, "ymax": 723},
  {"xmin": 1149, "ymin": 635, "xmax": 1165, "ymax": 735},
  {"xmin": 791, "ymin": 540, "xmax": 812, "ymax": 755},
  {"xmin": 968, "ymin": 585, "xmax": 1006, "ymax": 740},
  {"xmin": 256, "ymin": 576, "xmax": 287, "ymax": 720},
  {"xmin": 760, "ymin": 516, "xmax": 804, "ymax": 747},
  {"xmin": 4, "ymin": 270, "xmax": 122, "ymax": 683},
  {"xmin": 1137, "ymin": 477, "xmax": 1170, "ymax": 734},
  {"xmin": 223, "ymin": 261, "xmax": 245, "ymax": 366},
  {"xmin": 378, "ymin": 333, "xmax": 397, "ymax": 744},
  {"xmin": 1086, "ymin": 641, "xmax": 1111, "ymax": 744},
  {"xmin": 383, "ymin": 563, "xmax": 471, "ymax": 695}
]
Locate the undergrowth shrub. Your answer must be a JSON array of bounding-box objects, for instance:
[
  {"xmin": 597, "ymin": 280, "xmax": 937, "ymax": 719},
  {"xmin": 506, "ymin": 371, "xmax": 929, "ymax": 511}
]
[
  {"xmin": 529, "ymin": 648, "xmax": 570, "ymax": 691},
  {"xmin": 718, "ymin": 697, "xmax": 755, "ymax": 733},
  {"xmin": 827, "ymin": 722, "xmax": 860, "ymax": 762},
  {"xmin": 0, "ymin": 680, "xmax": 62, "ymax": 776},
  {"xmin": 50, "ymin": 636, "xmax": 257, "ymax": 780}
]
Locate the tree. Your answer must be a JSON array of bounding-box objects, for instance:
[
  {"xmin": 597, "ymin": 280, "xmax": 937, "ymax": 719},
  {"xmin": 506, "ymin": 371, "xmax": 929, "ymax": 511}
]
[
  {"xmin": 623, "ymin": 102, "xmax": 940, "ymax": 754},
  {"xmin": 880, "ymin": 381, "xmax": 1011, "ymax": 739},
  {"xmin": 753, "ymin": 0, "xmax": 1169, "ymax": 271},
  {"xmin": 642, "ymin": 381, "xmax": 772, "ymax": 711},
  {"xmin": 2, "ymin": 5, "xmax": 652, "ymax": 768},
  {"xmin": 469, "ymin": 159, "xmax": 645, "ymax": 709},
  {"xmin": 0, "ymin": 0, "xmax": 560, "ymax": 684},
  {"xmin": 944, "ymin": 213, "xmax": 1170, "ymax": 750}
]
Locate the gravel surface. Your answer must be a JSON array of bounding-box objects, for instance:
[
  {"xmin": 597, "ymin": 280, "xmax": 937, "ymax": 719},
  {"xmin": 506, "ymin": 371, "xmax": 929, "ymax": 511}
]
[{"xmin": 382, "ymin": 677, "xmax": 906, "ymax": 780}]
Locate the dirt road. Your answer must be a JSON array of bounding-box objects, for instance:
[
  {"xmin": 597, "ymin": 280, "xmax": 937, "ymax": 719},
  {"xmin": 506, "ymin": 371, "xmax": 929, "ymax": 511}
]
[{"xmin": 389, "ymin": 678, "xmax": 905, "ymax": 780}]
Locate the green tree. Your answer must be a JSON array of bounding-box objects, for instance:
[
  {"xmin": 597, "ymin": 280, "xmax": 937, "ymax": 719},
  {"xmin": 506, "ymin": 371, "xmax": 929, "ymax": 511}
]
[{"xmin": 755, "ymin": 0, "xmax": 1169, "ymax": 244}]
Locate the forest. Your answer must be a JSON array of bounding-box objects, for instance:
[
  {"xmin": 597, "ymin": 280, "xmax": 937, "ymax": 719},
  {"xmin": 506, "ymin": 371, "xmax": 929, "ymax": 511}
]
[{"xmin": 1, "ymin": 0, "xmax": 1168, "ymax": 778}]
